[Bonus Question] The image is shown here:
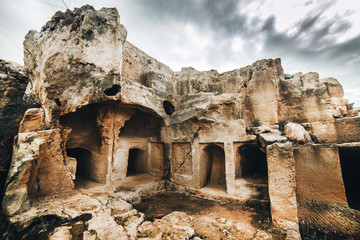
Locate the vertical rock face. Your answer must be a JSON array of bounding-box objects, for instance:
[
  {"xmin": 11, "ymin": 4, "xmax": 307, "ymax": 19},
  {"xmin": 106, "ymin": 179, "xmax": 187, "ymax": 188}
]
[
  {"xmin": 242, "ymin": 58, "xmax": 283, "ymax": 125},
  {"xmin": 0, "ymin": 60, "xmax": 31, "ymax": 203},
  {"xmin": 2, "ymin": 4, "xmax": 360, "ymax": 239},
  {"xmin": 3, "ymin": 108, "xmax": 74, "ymax": 216},
  {"xmin": 266, "ymin": 142, "xmax": 300, "ymax": 237},
  {"xmin": 278, "ymin": 72, "xmax": 333, "ymax": 123},
  {"xmin": 24, "ymin": 5, "xmax": 127, "ymax": 122},
  {"xmin": 294, "ymin": 144, "xmax": 347, "ymax": 204},
  {"xmin": 0, "ymin": 60, "xmax": 28, "ymax": 110}
]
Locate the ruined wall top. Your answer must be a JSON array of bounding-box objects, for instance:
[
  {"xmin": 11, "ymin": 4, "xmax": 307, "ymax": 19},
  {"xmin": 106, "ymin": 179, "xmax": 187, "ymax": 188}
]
[{"xmin": 21, "ymin": 5, "xmax": 358, "ymax": 128}]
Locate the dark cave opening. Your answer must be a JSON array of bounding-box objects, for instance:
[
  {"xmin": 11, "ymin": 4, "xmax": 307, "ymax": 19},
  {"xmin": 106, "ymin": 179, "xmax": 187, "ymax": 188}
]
[
  {"xmin": 54, "ymin": 98, "xmax": 61, "ymax": 107},
  {"xmin": 60, "ymin": 104, "xmax": 106, "ymax": 183},
  {"xmin": 67, "ymin": 148, "xmax": 94, "ymax": 184},
  {"xmin": 104, "ymin": 84, "xmax": 121, "ymax": 96},
  {"xmin": 238, "ymin": 145, "xmax": 268, "ymax": 180},
  {"xmin": 163, "ymin": 101, "xmax": 175, "ymax": 115},
  {"xmin": 127, "ymin": 148, "xmax": 147, "ymax": 176},
  {"xmin": 339, "ymin": 147, "xmax": 360, "ymax": 210}
]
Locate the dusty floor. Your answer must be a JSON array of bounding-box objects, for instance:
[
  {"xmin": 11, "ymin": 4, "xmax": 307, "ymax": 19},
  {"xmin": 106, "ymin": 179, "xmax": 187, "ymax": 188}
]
[
  {"xmin": 134, "ymin": 192, "xmax": 286, "ymax": 239},
  {"xmin": 5, "ymin": 174, "xmax": 287, "ymax": 239}
]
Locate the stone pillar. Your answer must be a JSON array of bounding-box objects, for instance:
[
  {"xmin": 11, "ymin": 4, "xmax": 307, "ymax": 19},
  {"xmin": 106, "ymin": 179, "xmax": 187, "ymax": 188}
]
[
  {"xmin": 266, "ymin": 142, "xmax": 300, "ymax": 236},
  {"xmin": 191, "ymin": 139, "xmax": 201, "ymax": 188},
  {"xmin": 224, "ymin": 141, "xmax": 235, "ymax": 195}
]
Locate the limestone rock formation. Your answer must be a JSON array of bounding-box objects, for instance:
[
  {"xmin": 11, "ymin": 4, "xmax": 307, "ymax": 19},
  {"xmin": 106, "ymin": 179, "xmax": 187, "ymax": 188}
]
[
  {"xmin": 0, "ymin": 60, "xmax": 32, "ymax": 203},
  {"xmin": 24, "ymin": 5, "xmax": 127, "ymax": 123},
  {"xmin": 284, "ymin": 122, "xmax": 311, "ymax": 143},
  {"xmin": 1, "ymin": 5, "xmax": 360, "ymax": 240}
]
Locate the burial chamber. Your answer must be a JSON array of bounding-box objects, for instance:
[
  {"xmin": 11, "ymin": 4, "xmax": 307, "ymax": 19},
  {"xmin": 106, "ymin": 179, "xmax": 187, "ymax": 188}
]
[{"xmin": 2, "ymin": 5, "xmax": 360, "ymax": 239}]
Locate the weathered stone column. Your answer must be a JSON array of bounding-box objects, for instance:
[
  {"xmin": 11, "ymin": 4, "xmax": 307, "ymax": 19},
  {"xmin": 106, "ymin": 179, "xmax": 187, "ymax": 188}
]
[
  {"xmin": 224, "ymin": 141, "xmax": 235, "ymax": 195},
  {"xmin": 266, "ymin": 142, "xmax": 300, "ymax": 237},
  {"xmin": 191, "ymin": 138, "xmax": 201, "ymax": 188}
]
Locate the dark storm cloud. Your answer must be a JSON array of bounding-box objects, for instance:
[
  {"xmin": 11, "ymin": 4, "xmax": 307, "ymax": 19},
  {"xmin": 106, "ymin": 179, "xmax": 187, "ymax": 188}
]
[
  {"xmin": 297, "ymin": 12, "xmax": 322, "ymax": 34},
  {"xmin": 255, "ymin": 1, "xmax": 360, "ymax": 75},
  {"xmin": 131, "ymin": 0, "xmax": 360, "ymax": 104},
  {"xmin": 261, "ymin": 16, "xmax": 276, "ymax": 33},
  {"xmin": 134, "ymin": 0, "xmax": 258, "ymax": 38},
  {"xmin": 134, "ymin": 0, "xmax": 358, "ymax": 62}
]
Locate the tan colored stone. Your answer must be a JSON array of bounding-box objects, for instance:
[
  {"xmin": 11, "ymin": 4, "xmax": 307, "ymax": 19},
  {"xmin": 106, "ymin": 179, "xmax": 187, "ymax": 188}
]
[
  {"xmin": 3, "ymin": 5, "xmax": 360, "ymax": 239},
  {"xmin": 266, "ymin": 142, "xmax": 300, "ymax": 234},
  {"xmin": 321, "ymin": 77, "xmax": 344, "ymax": 98},
  {"xmin": 278, "ymin": 72, "xmax": 334, "ymax": 123},
  {"xmin": 243, "ymin": 58, "xmax": 283, "ymax": 125},
  {"xmin": 137, "ymin": 211, "xmax": 195, "ymax": 239},
  {"xmin": 49, "ymin": 226, "xmax": 72, "ymax": 240},
  {"xmin": 3, "ymin": 128, "xmax": 74, "ymax": 216},
  {"xmin": 18, "ymin": 108, "xmax": 45, "ymax": 133},
  {"xmin": 252, "ymin": 125, "xmax": 271, "ymax": 134},
  {"xmin": 294, "ymin": 144, "xmax": 347, "ymax": 204},
  {"xmin": 24, "ymin": 5, "xmax": 127, "ymax": 122},
  {"xmin": 258, "ymin": 133, "xmax": 287, "ymax": 148},
  {"xmin": 284, "ymin": 122, "xmax": 311, "ymax": 143},
  {"xmin": 172, "ymin": 143, "xmax": 192, "ymax": 176},
  {"xmin": 83, "ymin": 230, "xmax": 98, "ymax": 240}
]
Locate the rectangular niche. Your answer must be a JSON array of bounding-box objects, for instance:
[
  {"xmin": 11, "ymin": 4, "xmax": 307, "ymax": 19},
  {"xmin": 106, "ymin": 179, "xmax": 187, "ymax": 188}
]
[
  {"xmin": 149, "ymin": 142, "xmax": 164, "ymax": 177},
  {"xmin": 199, "ymin": 143, "xmax": 226, "ymax": 190},
  {"xmin": 172, "ymin": 143, "xmax": 192, "ymax": 176}
]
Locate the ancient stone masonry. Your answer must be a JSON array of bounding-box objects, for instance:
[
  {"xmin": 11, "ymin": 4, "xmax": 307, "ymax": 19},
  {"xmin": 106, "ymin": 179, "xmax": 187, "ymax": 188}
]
[{"xmin": 2, "ymin": 5, "xmax": 360, "ymax": 239}]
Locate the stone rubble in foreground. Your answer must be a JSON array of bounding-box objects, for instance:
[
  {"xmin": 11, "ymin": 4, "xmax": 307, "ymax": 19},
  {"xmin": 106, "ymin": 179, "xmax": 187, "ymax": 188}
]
[{"xmin": 1, "ymin": 4, "xmax": 360, "ymax": 240}]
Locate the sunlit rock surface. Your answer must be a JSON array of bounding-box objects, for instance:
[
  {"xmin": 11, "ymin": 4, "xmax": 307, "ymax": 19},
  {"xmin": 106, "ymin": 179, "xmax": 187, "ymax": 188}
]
[{"xmin": 1, "ymin": 4, "xmax": 360, "ymax": 240}]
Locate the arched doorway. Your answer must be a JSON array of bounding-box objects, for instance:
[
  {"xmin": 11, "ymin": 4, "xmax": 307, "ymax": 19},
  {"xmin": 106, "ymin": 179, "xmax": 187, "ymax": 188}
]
[
  {"xmin": 127, "ymin": 148, "xmax": 147, "ymax": 176},
  {"xmin": 201, "ymin": 144, "xmax": 226, "ymax": 189},
  {"xmin": 60, "ymin": 104, "xmax": 106, "ymax": 184},
  {"xmin": 67, "ymin": 148, "xmax": 94, "ymax": 185}
]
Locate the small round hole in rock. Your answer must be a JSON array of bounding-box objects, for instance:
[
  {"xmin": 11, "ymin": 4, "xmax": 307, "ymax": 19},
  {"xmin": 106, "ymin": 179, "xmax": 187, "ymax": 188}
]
[
  {"xmin": 104, "ymin": 84, "xmax": 121, "ymax": 96},
  {"xmin": 55, "ymin": 98, "xmax": 62, "ymax": 107},
  {"xmin": 163, "ymin": 101, "xmax": 175, "ymax": 115}
]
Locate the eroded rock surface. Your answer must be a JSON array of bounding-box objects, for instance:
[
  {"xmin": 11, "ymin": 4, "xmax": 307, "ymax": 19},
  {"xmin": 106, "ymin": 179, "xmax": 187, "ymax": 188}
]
[
  {"xmin": 24, "ymin": 5, "xmax": 127, "ymax": 123},
  {"xmin": 0, "ymin": 60, "xmax": 31, "ymax": 199},
  {"xmin": 1, "ymin": 4, "xmax": 360, "ymax": 240}
]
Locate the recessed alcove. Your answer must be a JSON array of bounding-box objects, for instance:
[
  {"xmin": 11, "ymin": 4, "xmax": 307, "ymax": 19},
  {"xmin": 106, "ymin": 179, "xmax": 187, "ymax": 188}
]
[
  {"xmin": 119, "ymin": 109, "xmax": 161, "ymax": 138},
  {"xmin": 60, "ymin": 104, "xmax": 106, "ymax": 183},
  {"xmin": 163, "ymin": 101, "xmax": 175, "ymax": 115},
  {"xmin": 67, "ymin": 148, "xmax": 94, "ymax": 185},
  {"xmin": 237, "ymin": 144, "xmax": 267, "ymax": 183},
  {"xmin": 200, "ymin": 144, "xmax": 226, "ymax": 190},
  {"xmin": 127, "ymin": 148, "xmax": 147, "ymax": 176},
  {"xmin": 339, "ymin": 147, "xmax": 360, "ymax": 210}
]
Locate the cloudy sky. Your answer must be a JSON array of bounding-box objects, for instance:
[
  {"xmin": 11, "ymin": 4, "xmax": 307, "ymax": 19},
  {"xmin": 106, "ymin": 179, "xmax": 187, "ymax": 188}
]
[{"xmin": 1, "ymin": 0, "xmax": 360, "ymax": 105}]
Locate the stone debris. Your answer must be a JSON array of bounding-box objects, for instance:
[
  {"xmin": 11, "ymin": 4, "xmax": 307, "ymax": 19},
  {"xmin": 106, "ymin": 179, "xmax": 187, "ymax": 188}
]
[
  {"xmin": 284, "ymin": 122, "xmax": 311, "ymax": 143},
  {"xmin": 1, "ymin": 4, "xmax": 360, "ymax": 240}
]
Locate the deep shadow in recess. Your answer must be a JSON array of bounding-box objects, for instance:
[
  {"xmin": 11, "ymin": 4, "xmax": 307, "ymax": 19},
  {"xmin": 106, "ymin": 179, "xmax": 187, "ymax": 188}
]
[
  {"xmin": 67, "ymin": 148, "xmax": 94, "ymax": 185},
  {"xmin": 127, "ymin": 148, "xmax": 147, "ymax": 176},
  {"xmin": 339, "ymin": 147, "xmax": 360, "ymax": 210},
  {"xmin": 238, "ymin": 145, "xmax": 267, "ymax": 180},
  {"xmin": 163, "ymin": 101, "xmax": 175, "ymax": 115},
  {"xmin": 202, "ymin": 144, "xmax": 226, "ymax": 189},
  {"xmin": 104, "ymin": 84, "xmax": 121, "ymax": 96}
]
